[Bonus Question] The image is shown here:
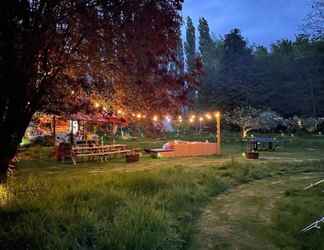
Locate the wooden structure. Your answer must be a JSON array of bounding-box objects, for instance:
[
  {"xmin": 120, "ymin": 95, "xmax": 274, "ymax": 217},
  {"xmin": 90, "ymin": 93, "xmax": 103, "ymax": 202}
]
[
  {"xmin": 157, "ymin": 141, "xmax": 219, "ymax": 158},
  {"xmin": 56, "ymin": 143, "xmax": 140, "ymax": 165},
  {"xmin": 29, "ymin": 112, "xmax": 127, "ymax": 144},
  {"xmin": 146, "ymin": 112, "xmax": 222, "ymax": 158},
  {"xmin": 216, "ymin": 112, "xmax": 221, "ymax": 154}
]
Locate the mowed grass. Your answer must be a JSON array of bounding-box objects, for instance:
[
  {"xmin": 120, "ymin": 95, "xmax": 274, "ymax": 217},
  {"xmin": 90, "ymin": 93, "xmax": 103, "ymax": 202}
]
[
  {"xmin": 0, "ymin": 133, "xmax": 324, "ymax": 250},
  {"xmin": 190, "ymin": 171, "xmax": 324, "ymax": 250}
]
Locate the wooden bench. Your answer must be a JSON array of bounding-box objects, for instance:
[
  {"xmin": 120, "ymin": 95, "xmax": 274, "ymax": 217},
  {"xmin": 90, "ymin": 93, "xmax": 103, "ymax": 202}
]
[{"xmin": 71, "ymin": 144, "xmax": 134, "ymax": 165}]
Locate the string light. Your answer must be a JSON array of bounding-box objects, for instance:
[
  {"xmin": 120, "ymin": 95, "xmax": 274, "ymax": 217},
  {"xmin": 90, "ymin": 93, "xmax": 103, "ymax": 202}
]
[
  {"xmin": 205, "ymin": 113, "xmax": 212, "ymax": 120},
  {"xmin": 117, "ymin": 110, "xmax": 123, "ymax": 115},
  {"xmin": 153, "ymin": 115, "xmax": 159, "ymax": 122},
  {"xmin": 94, "ymin": 102, "xmax": 100, "ymax": 108},
  {"xmin": 126, "ymin": 112, "xmax": 221, "ymax": 123}
]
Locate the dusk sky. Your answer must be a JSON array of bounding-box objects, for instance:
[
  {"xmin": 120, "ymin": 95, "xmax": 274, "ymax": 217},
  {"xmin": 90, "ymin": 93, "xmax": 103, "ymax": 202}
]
[{"xmin": 182, "ymin": 0, "xmax": 312, "ymax": 47}]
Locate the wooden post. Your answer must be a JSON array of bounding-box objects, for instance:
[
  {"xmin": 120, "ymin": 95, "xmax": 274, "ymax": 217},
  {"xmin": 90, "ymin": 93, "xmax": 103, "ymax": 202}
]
[
  {"xmin": 83, "ymin": 121, "xmax": 86, "ymax": 140},
  {"xmin": 216, "ymin": 112, "xmax": 221, "ymax": 155},
  {"xmin": 70, "ymin": 120, "xmax": 74, "ymax": 145},
  {"xmin": 52, "ymin": 115, "xmax": 56, "ymax": 145}
]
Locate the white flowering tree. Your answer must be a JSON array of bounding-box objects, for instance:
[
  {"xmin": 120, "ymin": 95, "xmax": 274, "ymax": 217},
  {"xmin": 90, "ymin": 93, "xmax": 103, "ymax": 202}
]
[{"xmin": 225, "ymin": 106, "xmax": 284, "ymax": 138}]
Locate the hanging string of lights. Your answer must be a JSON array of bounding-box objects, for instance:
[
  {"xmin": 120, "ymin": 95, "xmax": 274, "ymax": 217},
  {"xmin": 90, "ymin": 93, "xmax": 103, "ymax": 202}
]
[
  {"xmin": 91, "ymin": 101, "xmax": 220, "ymax": 123},
  {"xmin": 124, "ymin": 112, "xmax": 220, "ymax": 123}
]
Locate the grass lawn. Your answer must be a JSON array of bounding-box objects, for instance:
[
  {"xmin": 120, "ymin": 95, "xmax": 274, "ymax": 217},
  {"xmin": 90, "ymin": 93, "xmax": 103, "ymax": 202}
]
[{"xmin": 0, "ymin": 133, "xmax": 324, "ymax": 249}]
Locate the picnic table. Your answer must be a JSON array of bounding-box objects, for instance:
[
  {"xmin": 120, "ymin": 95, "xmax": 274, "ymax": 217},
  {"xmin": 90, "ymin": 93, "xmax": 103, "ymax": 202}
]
[
  {"xmin": 56, "ymin": 143, "xmax": 140, "ymax": 165},
  {"xmin": 71, "ymin": 144, "xmax": 134, "ymax": 165}
]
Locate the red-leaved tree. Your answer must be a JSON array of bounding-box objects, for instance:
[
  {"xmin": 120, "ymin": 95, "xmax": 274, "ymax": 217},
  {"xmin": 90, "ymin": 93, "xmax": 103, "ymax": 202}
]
[{"xmin": 0, "ymin": 0, "xmax": 196, "ymax": 182}]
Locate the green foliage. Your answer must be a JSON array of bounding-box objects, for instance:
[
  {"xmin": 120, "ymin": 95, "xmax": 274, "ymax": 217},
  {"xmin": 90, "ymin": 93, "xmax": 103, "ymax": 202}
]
[
  {"xmin": 197, "ymin": 18, "xmax": 223, "ymax": 109},
  {"xmin": 186, "ymin": 16, "xmax": 324, "ymax": 117},
  {"xmin": 185, "ymin": 17, "xmax": 197, "ymax": 74}
]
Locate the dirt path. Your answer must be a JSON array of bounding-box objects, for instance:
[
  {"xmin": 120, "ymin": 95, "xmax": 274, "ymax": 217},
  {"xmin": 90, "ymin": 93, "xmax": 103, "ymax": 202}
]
[{"xmin": 190, "ymin": 173, "xmax": 321, "ymax": 250}]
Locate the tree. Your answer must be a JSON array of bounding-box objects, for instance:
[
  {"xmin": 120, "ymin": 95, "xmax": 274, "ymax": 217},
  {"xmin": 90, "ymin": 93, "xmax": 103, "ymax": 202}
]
[
  {"xmin": 176, "ymin": 35, "xmax": 185, "ymax": 76},
  {"xmin": 304, "ymin": 0, "xmax": 324, "ymax": 39},
  {"xmin": 197, "ymin": 17, "xmax": 221, "ymax": 109},
  {"xmin": 224, "ymin": 107, "xmax": 283, "ymax": 138},
  {"xmin": 0, "ymin": 0, "xmax": 184, "ymax": 182},
  {"xmin": 184, "ymin": 17, "xmax": 196, "ymax": 74},
  {"xmin": 198, "ymin": 18, "xmax": 215, "ymax": 68},
  {"xmin": 262, "ymin": 37, "xmax": 324, "ymax": 117},
  {"xmin": 184, "ymin": 16, "xmax": 202, "ymax": 108},
  {"xmin": 216, "ymin": 28, "xmax": 254, "ymax": 109}
]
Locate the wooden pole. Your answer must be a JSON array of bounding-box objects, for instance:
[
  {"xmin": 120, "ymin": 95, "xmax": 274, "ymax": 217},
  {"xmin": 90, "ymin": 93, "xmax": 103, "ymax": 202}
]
[
  {"xmin": 216, "ymin": 112, "xmax": 221, "ymax": 155},
  {"xmin": 52, "ymin": 115, "xmax": 56, "ymax": 145},
  {"xmin": 70, "ymin": 120, "xmax": 74, "ymax": 145}
]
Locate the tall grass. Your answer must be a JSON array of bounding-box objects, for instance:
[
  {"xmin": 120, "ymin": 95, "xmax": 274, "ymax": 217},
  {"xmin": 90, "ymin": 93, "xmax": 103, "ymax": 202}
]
[
  {"xmin": 269, "ymin": 184, "xmax": 324, "ymax": 250},
  {"xmin": 0, "ymin": 160, "xmax": 323, "ymax": 249}
]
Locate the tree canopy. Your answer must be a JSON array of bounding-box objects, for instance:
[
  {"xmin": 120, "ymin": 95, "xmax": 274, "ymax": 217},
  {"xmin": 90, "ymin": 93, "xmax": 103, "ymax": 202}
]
[
  {"xmin": 0, "ymin": 0, "xmax": 185, "ymax": 180},
  {"xmin": 184, "ymin": 18, "xmax": 324, "ymax": 118}
]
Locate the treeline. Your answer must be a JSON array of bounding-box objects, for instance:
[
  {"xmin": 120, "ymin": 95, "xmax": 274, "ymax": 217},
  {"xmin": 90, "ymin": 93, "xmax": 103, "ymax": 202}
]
[{"xmin": 181, "ymin": 17, "xmax": 324, "ymax": 118}]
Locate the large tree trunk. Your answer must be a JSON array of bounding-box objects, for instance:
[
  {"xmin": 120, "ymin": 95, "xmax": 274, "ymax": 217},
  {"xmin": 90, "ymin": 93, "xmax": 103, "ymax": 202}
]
[
  {"xmin": 0, "ymin": 124, "xmax": 30, "ymax": 183},
  {"xmin": 0, "ymin": 144, "xmax": 17, "ymax": 183},
  {"xmin": 0, "ymin": 102, "xmax": 34, "ymax": 183}
]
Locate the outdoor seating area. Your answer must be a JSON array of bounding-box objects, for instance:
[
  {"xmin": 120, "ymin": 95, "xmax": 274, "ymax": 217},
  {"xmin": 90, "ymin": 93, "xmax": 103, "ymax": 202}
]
[
  {"xmin": 56, "ymin": 143, "xmax": 140, "ymax": 165},
  {"xmin": 2, "ymin": 1, "xmax": 324, "ymax": 249}
]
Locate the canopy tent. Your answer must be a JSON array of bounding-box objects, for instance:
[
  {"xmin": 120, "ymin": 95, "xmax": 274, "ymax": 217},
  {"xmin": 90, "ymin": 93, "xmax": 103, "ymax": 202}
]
[{"xmin": 23, "ymin": 112, "xmax": 128, "ymax": 145}]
